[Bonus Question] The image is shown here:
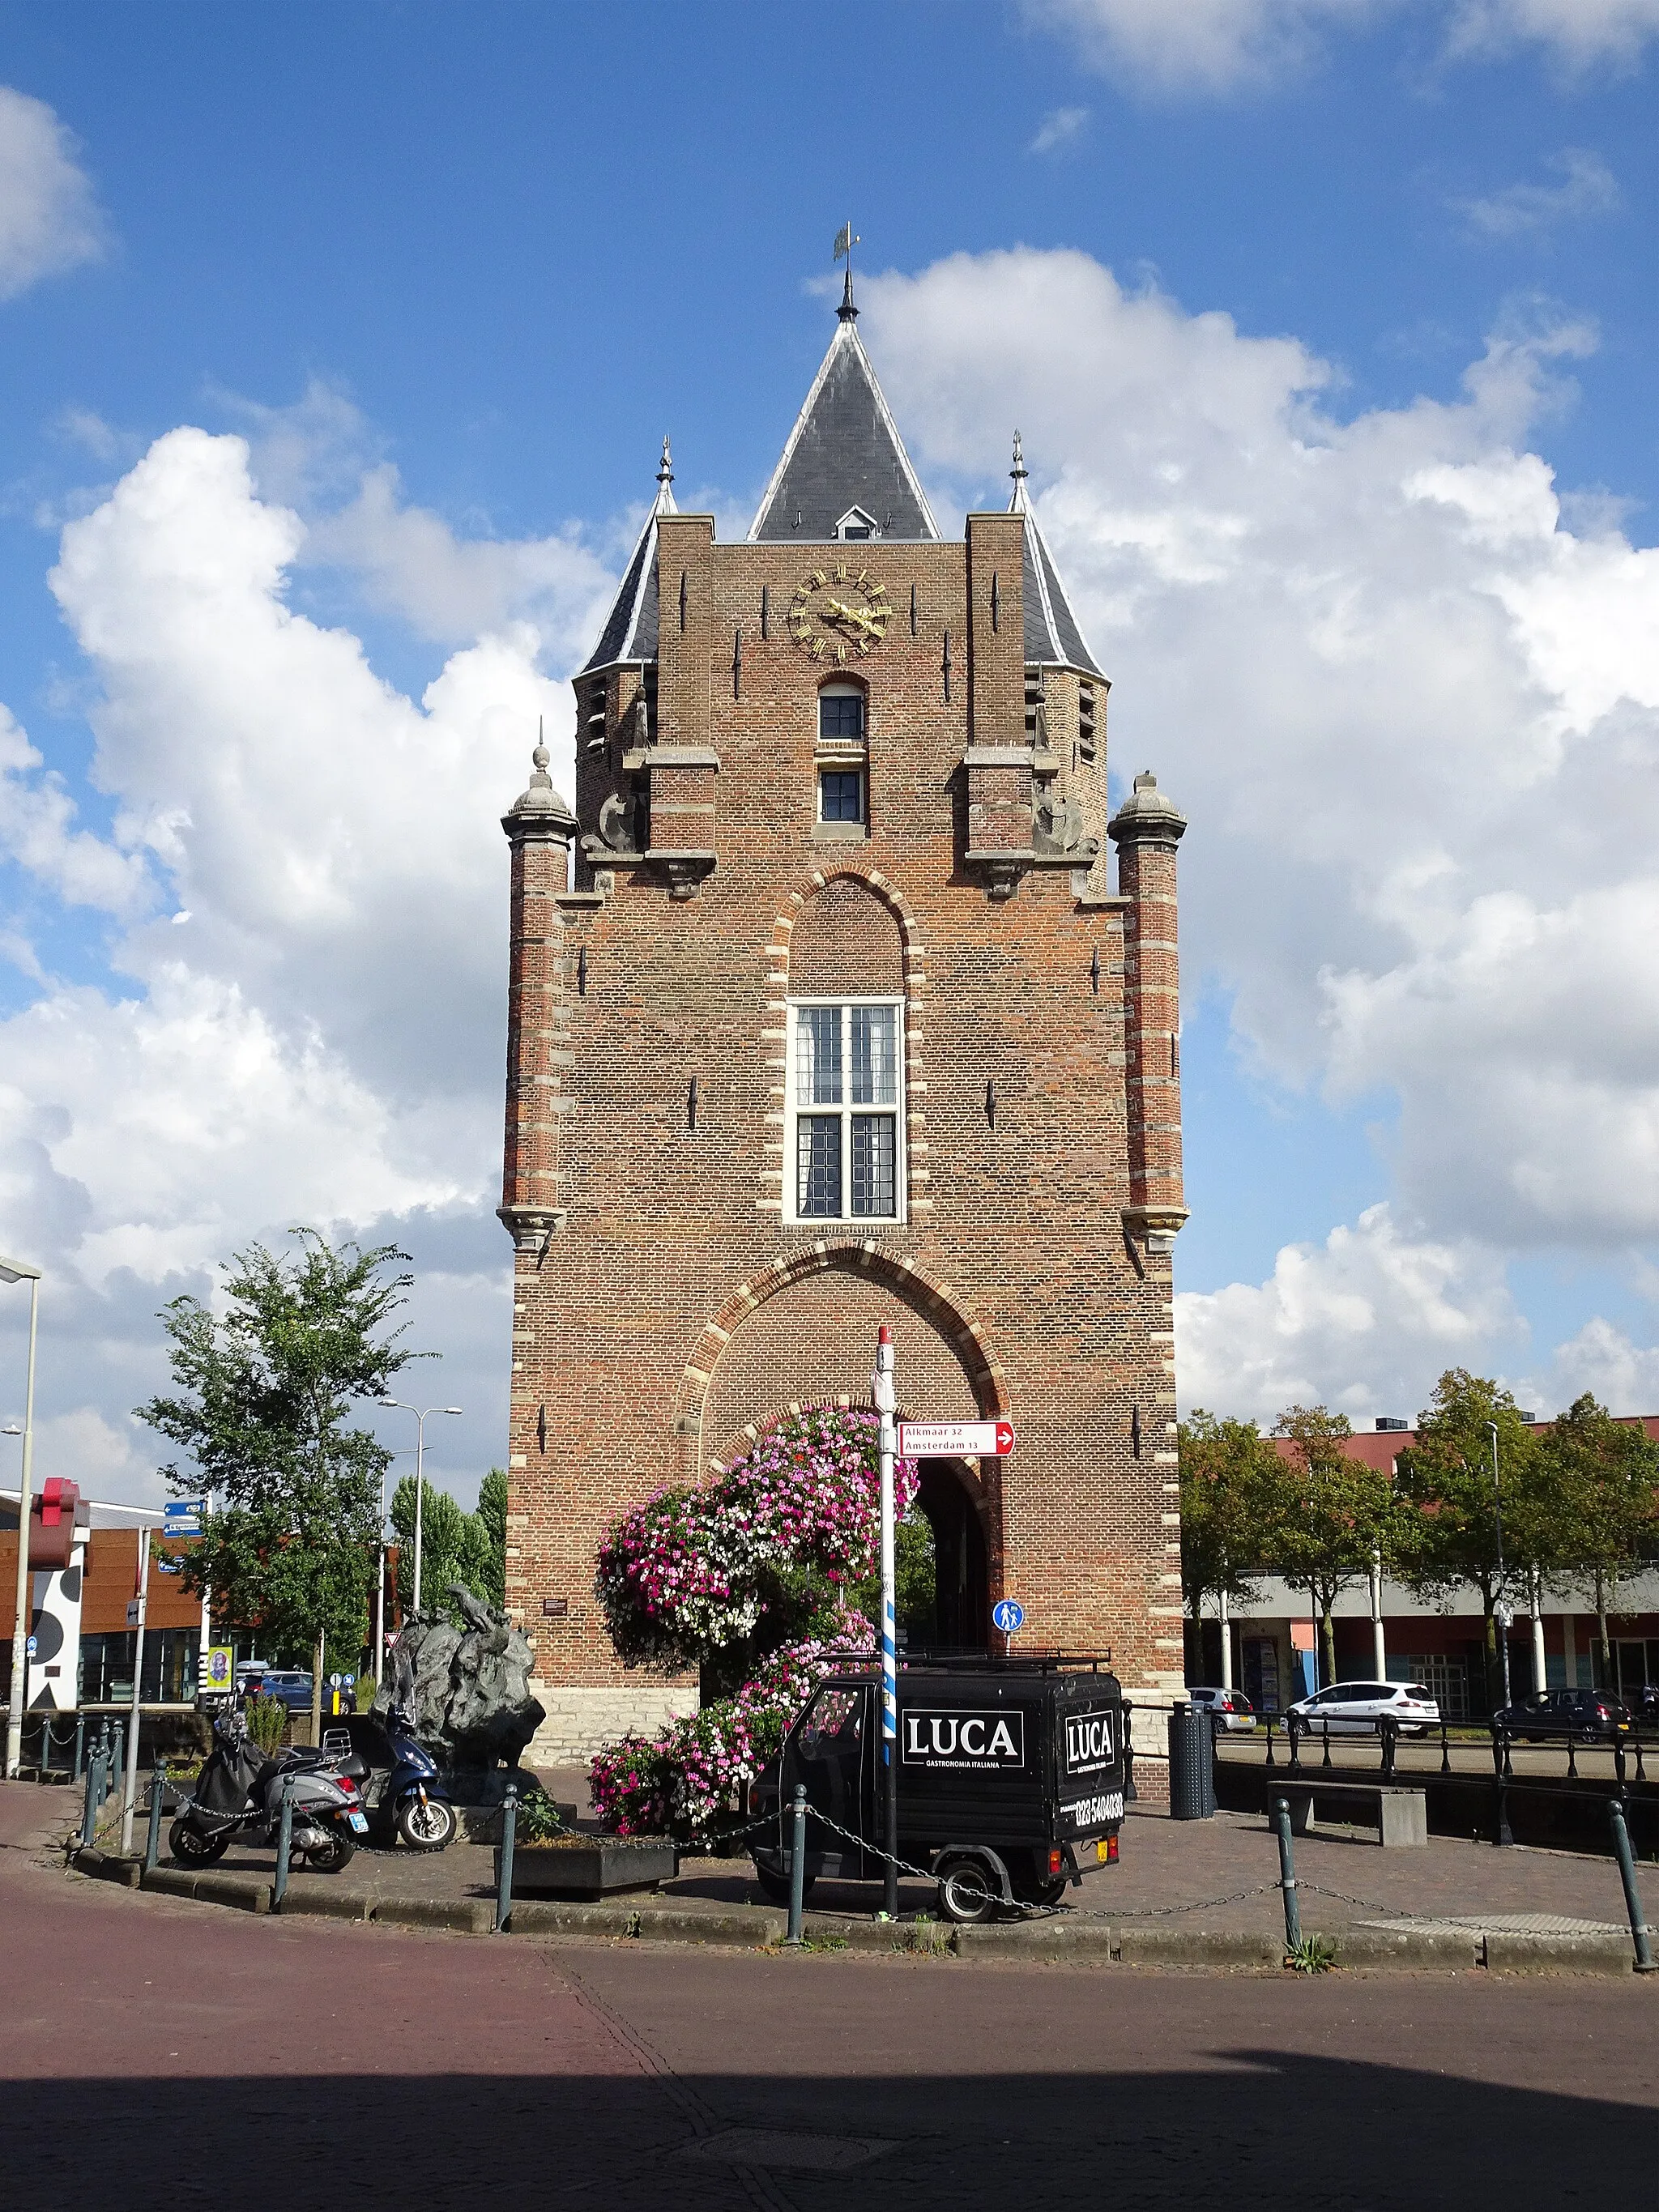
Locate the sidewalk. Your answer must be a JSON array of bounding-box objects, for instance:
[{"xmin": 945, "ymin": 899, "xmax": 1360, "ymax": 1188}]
[{"xmin": 48, "ymin": 1771, "xmax": 1653, "ymax": 1958}]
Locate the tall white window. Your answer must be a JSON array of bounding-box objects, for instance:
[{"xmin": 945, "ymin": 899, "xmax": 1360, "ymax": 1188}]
[{"xmin": 788, "ymin": 999, "xmax": 903, "ymax": 1221}]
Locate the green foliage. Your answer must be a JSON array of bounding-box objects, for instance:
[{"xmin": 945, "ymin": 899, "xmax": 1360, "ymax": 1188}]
[
  {"xmin": 513, "ymin": 1781, "xmax": 569, "ymax": 1844},
  {"xmin": 1541, "ymin": 1393, "xmax": 1659, "ymax": 1677},
  {"xmin": 1269, "ymin": 1405, "xmax": 1397, "ymax": 1690},
  {"xmin": 246, "ymin": 1694, "xmax": 288, "ymax": 1754},
  {"xmin": 1178, "ymin": 1411, "xmax": 1274, "ymax": 1621},
  {"xmin": 476, "ymin": 1468, "xmax": 509, "ymax": 1608},
  {"xmin": 390, "ymin": 1476, "xmax": 498, "ymax": 1626},
  {"xmin": 1284, "ymin": 1934, "xmax": 1336, "ymax": 1974},
  {"xmin": 137, "ymin": 1230, "xmax": 422, "ymax": 1666}
]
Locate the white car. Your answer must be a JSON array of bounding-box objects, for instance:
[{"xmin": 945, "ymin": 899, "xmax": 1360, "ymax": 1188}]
[
  {"xmin": 1184, "ymin": 1686, "xmax": 1257, "ymax": 1732},
  {"xmin": 1287, "ymin": 1680, "xmax": 1440, "ymax": 1737}
]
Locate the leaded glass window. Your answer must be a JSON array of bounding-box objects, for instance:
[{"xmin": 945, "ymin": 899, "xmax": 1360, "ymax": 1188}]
[{"xmin": 789, "ymin": 1000, "xmax": 902, "ymax": 1221}]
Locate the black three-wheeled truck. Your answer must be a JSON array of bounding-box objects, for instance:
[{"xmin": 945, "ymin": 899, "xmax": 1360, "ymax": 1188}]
[{"xmin": 749, "ymin": 1655, "xmax": 1127, "ymax": 1923}]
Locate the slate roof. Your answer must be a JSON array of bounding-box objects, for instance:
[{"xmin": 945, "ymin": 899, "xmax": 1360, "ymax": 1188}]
[
  {"xmin": 748, "ymin": 312, "xmax": 939, "ymax": 543},
  {"xmin": 578, "ymin": 442, "xmax": 676, "ymax": 676},
  {"xmin": 1009, "ymin": 438, "xmax": 1106, "ymax": 679}
]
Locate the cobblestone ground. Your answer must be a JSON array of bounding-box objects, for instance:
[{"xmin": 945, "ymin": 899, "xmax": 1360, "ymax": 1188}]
[
  {"xmin": 52, "ymin": 1762, "xmax": 1655, "ymax": 1937},
  {"xmin": 4, "ymin": 1779, "xmax": 1657, "ymax": 2211}
]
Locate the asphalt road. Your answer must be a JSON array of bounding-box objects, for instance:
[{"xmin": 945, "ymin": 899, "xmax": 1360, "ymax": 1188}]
[{"xmin": 4, "ymin": 1782, "xmax": 1657, "ymax": 2210}]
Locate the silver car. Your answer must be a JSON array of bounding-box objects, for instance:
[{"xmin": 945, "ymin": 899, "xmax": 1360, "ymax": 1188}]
[
  {"xmin": 1185, "ymin": 1686, "xmax": 1257, "ymax": 1732},
  {"xmin": 1287, "ymin": 1680, "xmax": 1440, "ymax": 1737}
]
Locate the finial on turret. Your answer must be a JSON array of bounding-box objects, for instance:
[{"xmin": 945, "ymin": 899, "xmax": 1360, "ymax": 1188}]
[
  {"xmin": 1009, "ymin": 429, "xmax": 1029, "ymax": 514},
  {"xmin": 657, "ymin": 435, "xmax": 673, "ymax": 488},
  {"xmin": 503, "ymin": 717, "xmax": 577, "ymax": 840},
  {"xmin": 834, "ymin": 220, "xmax": 860, "ymax": 320}
]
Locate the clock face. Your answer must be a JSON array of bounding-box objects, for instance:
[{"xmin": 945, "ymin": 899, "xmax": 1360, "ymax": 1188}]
[{"xmin": 788, "ymin": 565, "xmax": 891, "ymax": 662}]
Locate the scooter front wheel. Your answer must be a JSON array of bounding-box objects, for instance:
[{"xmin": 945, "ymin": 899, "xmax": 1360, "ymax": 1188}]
[
  {"xmin": 397, "ymin": 1795, "xmax": 457, "ymax": 1851},
  {"xmin": 168, "ymin": 1819, "xmax": 228, "ymax": 1865}
]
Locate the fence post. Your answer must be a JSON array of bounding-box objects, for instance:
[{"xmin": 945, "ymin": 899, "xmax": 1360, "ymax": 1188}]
[
  {"xmin": 1273, "ymin": 1796, "xmax": 1301, "ymax": 1952},
  {"xmin": 1608, "ymin": 1800, "xmax": 1656, "ymax": 1973},
  {"xmin": 74, "ymin": 1713, "xmax": 85, "ymax": 1783},
  {"xmin": 1320, "ymin": 1719, "xmax": 1333, "ymax": 1771},
  {"xmin": 273, "ymin": 1783, "xmax": 293, "ymax": 1910},
  {"xmin": 495, "ymin": 1778, "xmax": 518, "ymax": 1933},
  {"xmin": 1380, "ymin": 1716, "xmax": 1397, "ymax": 1781},
  {"xmin": 1287, "ymin": 1715, "xmax": 1302, "ymax": 1772},
  {"xmin": 1439, "ymin": 1715, "xmax": 1452, "ymax": 1776},
  {"xmin": 109, "ymin": 1721, "xmax": 123, "ymax": 1807},
  {"xmin": 1263, "ymin": 1715, "xmax": 1275, "ymax": 1770},
  {"xmin": 786, "ymin": 1784, "xmax": 807, "ymax": 1946},
  {"xmin": 80, "ymin": 1752, "xmax": 101, "ymax": 1848},
  {"xmin": 144, "ymin": 1758, "xmax": 167, "ymax": 1875}
]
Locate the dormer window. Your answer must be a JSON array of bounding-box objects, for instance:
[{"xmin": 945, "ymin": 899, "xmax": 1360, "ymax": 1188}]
[{"xmin": 833, "ymin": 505, "xmax": 880, "ymax": 542}]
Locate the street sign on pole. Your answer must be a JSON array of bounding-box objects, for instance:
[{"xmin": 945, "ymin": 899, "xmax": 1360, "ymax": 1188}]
[
  {"xmin": 992, "ymin": 1599, "xmax": 1026, "ymax": 1634},
  {"xmin": 872, "ymin": 1323, "xmax": 898, "ymax": 1923},
  {"xmin": 164, "ymin": 1501, "xmax": 203, "ymax": 1536},
  {"xmin": 897, "ymin": 1420, "xmax": 1015, "ymax": 1459}
]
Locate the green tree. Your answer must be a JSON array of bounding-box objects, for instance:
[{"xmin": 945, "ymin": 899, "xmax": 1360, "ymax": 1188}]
[
  {"xmin": 1542, "ymin": 1393, "xmax": 1659, "ymax": 1686},
  {"xmin": 476, "ymin": 1468, "xmax": 509, "ymax": 1609},
  {"xmin": 1177, "ymin": 1411, "xmax": 1273, "ymax": 1638},
  {"xmin": 137, "ymin": 1231, "xmax": 424, "ymax": 1745},
  {"xmin": 1269, "ymin": 1405, "xmax": 1397, "ymax": 1691},
  {"xmin": 390, "ymin": 1476, "xmax": 497, "ymax": 1626},
  {"xmin": 1393, "ymin": 1369, "xmax": 1542, "ymax": 1707}
]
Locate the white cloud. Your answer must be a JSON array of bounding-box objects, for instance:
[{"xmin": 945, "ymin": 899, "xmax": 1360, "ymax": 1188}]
[
  {"xmin": 1020, "ymin": 0, "xmax": 1378, "ymax": 92},
  {"xmin": 863, "ymin": 250, "xmax": 1659, "ymax": 1258},
  {"xmin": 0, "ymin": 84, "xmax": 105, "ymax": 301},
  {"xmin": 1447, "ymin": 0, "xmax": 1659, "ymax": 68},
  {"xmin": 1175, "ymin": 1205, "xmax": 1521, "ymax": 1421},
  {"xmin": 1025, "ymin": 0, "xmax": 1659, "ymax": 89},
  {"xmin": 0, "ymin": 703, "xmax": 153, "ymax": 914},
  {"xmin": 1030, "ymin": 105, "xmax": 1091, "ymax": 153},
  {"xmin": 1456, "ymin": 150, "xmax": 1621, "ymax": 240}
]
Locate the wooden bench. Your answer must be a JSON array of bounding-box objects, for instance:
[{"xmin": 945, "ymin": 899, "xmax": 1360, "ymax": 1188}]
[{"xmin": 1269, "ymin": 1779, "xmax": 1428, "ymax": 1848}]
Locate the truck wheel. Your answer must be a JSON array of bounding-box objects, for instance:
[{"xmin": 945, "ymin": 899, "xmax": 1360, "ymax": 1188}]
[
  {"xmin": 936, "ymin": 1855, "xmax": 1000, "ymax": 1924},
  {"xmin": 753, "ymin": 1856, "xmax": 816, "ymax": 1907}
]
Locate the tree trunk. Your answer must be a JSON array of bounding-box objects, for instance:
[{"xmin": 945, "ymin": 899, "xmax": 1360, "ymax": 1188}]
[
  {"xmin": 310, "ymin": 1629, "xmax": 325, "ymax": 1747},
  {"xmin": 1320, "ymin": 1601, "xmax": 1337, "ymax": 1692},
  {"xmin": 1482, "ymin": 1606, "xmax": 1499, "ymax": 1715},
  {"xmin": 1595, "ymin": 1571, "xmax": 1610, "ymax": 1690}
]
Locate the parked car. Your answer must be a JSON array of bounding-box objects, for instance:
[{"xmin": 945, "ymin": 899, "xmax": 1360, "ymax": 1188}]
[
  {"xmin": 1491, "ymin": 1688, "xmax": 1630, "ymax": 1743},
  {"xmin": 1286, "ymin": 1680, "xmax": 1440, "ymax": 1737},
  {"xmin": 1185, "ymin": 1687, "xmax": 1256, "ymax": 1732},
  {"xmin": 256, "ymin": 1669, "xmax": 316, "ymax": 1714}
]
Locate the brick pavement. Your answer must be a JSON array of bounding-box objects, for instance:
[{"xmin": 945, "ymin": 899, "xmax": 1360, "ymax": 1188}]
[{"xmin": 45, "ymin": 1768, "xmax": 1653, "ymax": 1941}]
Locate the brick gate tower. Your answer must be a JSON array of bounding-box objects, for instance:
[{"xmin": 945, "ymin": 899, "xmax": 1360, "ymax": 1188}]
[{"xmin": 499, "ymin": 276, "xmax": 1188, "ymax": 1762}]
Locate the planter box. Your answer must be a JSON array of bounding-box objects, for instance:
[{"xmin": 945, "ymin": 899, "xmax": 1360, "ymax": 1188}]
[{"xmin": 496, "ymin": 1835, "xmax": 678, "ymax": 1899}]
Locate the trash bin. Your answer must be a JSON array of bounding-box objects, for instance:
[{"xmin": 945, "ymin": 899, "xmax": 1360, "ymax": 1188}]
[{"xmin": 1167, "ymin": 1701, "xmax": 1216, "ymax": 1821}]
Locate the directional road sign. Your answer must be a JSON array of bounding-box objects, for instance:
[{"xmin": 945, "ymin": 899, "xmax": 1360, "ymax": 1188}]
[
  {"xmin": 897, "ymin": 1419, "xmax": 1016, "ymax": 1458},
  {"xmin": 156, "ymin": 1554, "xmax": 184, "ymax": 1574},
  {"xmin": 164, "ymin": 1500, "xmax": 203, "ymax": 1535},
  {"xmin": 992, "ymin": 1599, "xmax": 1026, "ymax": 1634}
]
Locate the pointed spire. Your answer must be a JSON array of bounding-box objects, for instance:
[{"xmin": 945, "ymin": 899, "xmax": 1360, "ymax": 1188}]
[
  {"xmin": 748, "ymin": 294, "xmax": 938, "ymax": 543},
  {"xmin": 1008, "ymin": 429, "xmax": 1029, "ymax": 514},
  {"xmin": 838, "ymin": 266, "xmax": 858, "ymax": 322},
  {"xmin": 1004, "ymin": 434, "xmax": 1106, "ymax": 678},
  {"xmin": 655, "ymin": 434, "xmax": 676, "ymax": 513}
]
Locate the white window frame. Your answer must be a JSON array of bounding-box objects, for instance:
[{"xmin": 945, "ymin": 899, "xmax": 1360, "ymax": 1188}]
[{"xmin": 785, "ymin": 995, "xmax": 906, "ymax": 1225}]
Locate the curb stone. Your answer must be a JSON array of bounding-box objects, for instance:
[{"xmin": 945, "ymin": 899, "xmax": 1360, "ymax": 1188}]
[
  {"xmin": 190, "ymin": 1873, "xmax": 271, "ymax": 1914},
  {"xmin": 139, "ymin": 1867, "xmax": 199, "ymax": 1901},
  {"xmin": 1483, "ymin": 1932, "xmax": 1632, "ymax": 1976},
  {"xmin": 1118, "ymin": 1926, "xmax": 1282, "ymax": 1969},
  {"xmin": 72, "ymin": 1846, "xmax": 140, "ymax": 1889},
  {"xmin": 275, "ymin": 1888, "xmax": 372, "ymax": 1922},
  {"xmin": 1328, "ymin": 1927, "xmax": 1480, "ymax": 1970},
  {"xmin": 509, "ymin": 1901, "xmax": 642, "ymax": 1939},
  {"xmin": 633, "ymin": 1906, "xmax": 786, "ymax": 1947},
  {"xmin": 801, "ymin": 1916, "xmax": 951, "ymax": 1955},
  {"xmin": 370, "ymin": 1897, "xmax": 492, "ymax": 1935},
  {"xmin": 953, "ymin": 1920, "xmax": 1115, "ymax": 1962}
]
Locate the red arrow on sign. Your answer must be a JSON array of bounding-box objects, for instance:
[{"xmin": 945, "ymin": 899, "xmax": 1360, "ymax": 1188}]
[{"xmin": 995, "ymin": 1421, "xmax": 1016, "ymax": 1454}]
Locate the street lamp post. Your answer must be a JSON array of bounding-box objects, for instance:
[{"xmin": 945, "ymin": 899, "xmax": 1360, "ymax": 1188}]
[
  {"xmin": 1487, "ymin": 1419, "xmax": 1512, "ymax": 1710},
  {"xmin": 386, "ymin": 1404, "xmax": 463, "ymax": 1616},
  {"xmin": 2, "ymin": 1252, "xmax": 42, "ymax": 1781}
]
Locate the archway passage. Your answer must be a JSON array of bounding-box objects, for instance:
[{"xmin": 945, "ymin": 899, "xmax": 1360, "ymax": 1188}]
[{"xmin": 913, "ymin": 1458, "xmax": 988, "ymax": 1654}]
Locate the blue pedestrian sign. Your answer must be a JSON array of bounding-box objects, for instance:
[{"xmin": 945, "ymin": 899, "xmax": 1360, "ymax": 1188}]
[{"xmin": 992, "ymin": 1599, "xmax": 1026, "ymax": 1634}]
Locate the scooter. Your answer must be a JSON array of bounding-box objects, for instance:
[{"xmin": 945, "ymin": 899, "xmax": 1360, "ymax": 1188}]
[
  {"xmin": 322, "ymin": 1706, "xmax": 456, "ymax": 1851},
  {"xmin": 168, "ymin": 1709, "xmax": 367, "ymax": 1873}
]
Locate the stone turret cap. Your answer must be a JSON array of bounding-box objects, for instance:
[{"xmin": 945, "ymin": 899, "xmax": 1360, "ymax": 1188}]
[
  {"xmin": 503, "ymin": 735, "xmax": 578, "ymax": 842},
  {"xmin": 1107, "ymin": 769, "xmax": 1187, "ymax": 848}
]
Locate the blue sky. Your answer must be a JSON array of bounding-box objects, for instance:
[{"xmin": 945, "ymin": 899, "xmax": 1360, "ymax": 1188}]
[{"xmin": 2, "ymin": 0, "xmax": 1659, "ymax": 1503}]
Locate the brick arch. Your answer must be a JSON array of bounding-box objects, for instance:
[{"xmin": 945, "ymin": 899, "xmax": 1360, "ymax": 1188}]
[
  {"xmin": 671, "ymin": 1242, "xmax": 1006, "ymax": 1483},
  {"xmin": 758, "ymin": 862, "xmax": 932, "ymax": 1221}
]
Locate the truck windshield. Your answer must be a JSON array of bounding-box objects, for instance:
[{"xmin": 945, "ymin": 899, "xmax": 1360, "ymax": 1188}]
[{"xmin": 798, "ymin": 1687, "xmax": 863, "ymax": 1758}]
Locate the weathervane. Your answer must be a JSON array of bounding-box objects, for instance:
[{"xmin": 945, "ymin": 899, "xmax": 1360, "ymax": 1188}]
[{"xmin": 834, "ymin": 220, "xmax": 860, "ymax": 320}]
